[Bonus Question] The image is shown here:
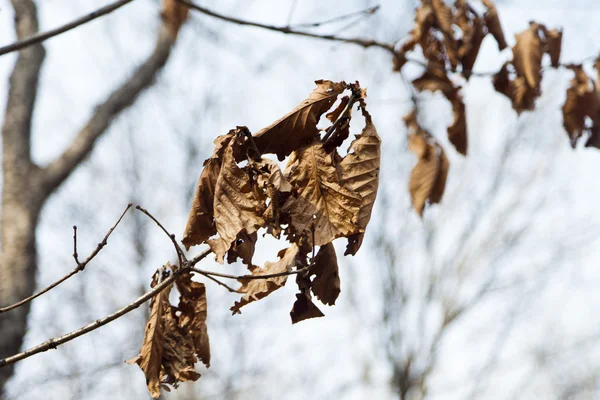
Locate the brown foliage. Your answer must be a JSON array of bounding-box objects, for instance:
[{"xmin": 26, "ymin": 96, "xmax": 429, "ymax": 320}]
[
  {"xmin": 405, "ymin": 111, "xmax": 449, "ymax": 216},
  {"xmin": 128, "ymin": 268, "xmax": 210, "ymax": 399}
]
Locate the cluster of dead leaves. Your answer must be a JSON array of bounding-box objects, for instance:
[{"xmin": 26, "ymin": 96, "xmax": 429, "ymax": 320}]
[
  {"xmin": 128, "ymin": 267, "xmax": 210, "ymax": 399},
  {"xmin": 183, "ymin": 80, "xmax": 379, "ymax": 319},
  {"xmin": 493, "ymin": 22, "xmax": 562, "ymax": 113},
  {"xmin": 130, "ymin": 80, "xmax": 380, "ymax": 399},
  {"xmin": 395, "ymin": 0, "xmax": 567, "ymax": 216}
]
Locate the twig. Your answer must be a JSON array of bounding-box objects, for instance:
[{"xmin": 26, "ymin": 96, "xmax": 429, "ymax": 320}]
[
  {"xmin": 0, "ymin": 0, "xmax": 135, "ymax": 57},
  {"xmin": 0, "ymin": 249, "xmax": 212, "ymax": 368},
  {"xmin": 135, "ymin": 205, "xmax": 186, "ymax": 267},
  {"xmin": 178, "ymin": 0, "xmax": 395, "ymax": 54},
  {"xmin": 201, "ymin": 274, "xmax": 241, "ymax": 293},
  {"xmin": 191, "ymin": 265, "xmax": 310, "ymax": 281},
  {"xmin": 0, "ymin": 204, "xmax": 133, "ymax": 314},
  {"xmin": 289, "ymin": 5, "xmax": 379, "ymax": 29}
]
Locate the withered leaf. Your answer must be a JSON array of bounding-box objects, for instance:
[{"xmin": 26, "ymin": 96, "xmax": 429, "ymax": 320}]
[
  {"xmin": 544, "ymin": 28, "xmax": 562, "ymax": 67},
  {"xmin": 562, "ymin": 64, "xmax": 600, "ymax": 147},
  {"xmin": 448, "ymin": 95, "xmax": 467, "ymax": 155},
  {"xmin": 231, "ymin": 245, "xmax": 302, "ymax": 314},
  {"xmin": 175, "ymin": 275, "xmax": 211, "ymax": 368},
  {"xmin": 405, "ymin": 112, "xmax": 449, "ymax": 216},
  {"xmin": 492, "ymin": 63, "xmax": 536, "ymax": 113},
  {"xmin": 282, "ymin": 142, "xmax": 363, "ymax": 246},
  {"xmin": 338, "ymin": 111, "xmax": 381, "ymax": 255},
  {"xmin": 160, "ymin": 306, "xmax": 201, "ymax": 390},
  {"xmin": 128, "ymin": 283, "xmax": 173, "ymax": 399},
  {"xmin": 310, "ymin": 243, "xmax": 340, "ymax": 306},
  {"xmin": 162, "ymin": 0, "xmax": 189, "ymax": 39},
  {"xmin": 412, "ymin": 64, "xmax": 458, "ymax": 99},
  {"xmin": 182, "ymin": 132, "xmax": 235, "ymax": 250},
  {"xmin": 431, "ymin": 0, "xmax": 454, "ymax": 38},
  {"xmin": 249, "ymin": 80, "xmax": 347, "ymax": 160},
  {"xmin": 459, "ymin": 15, "xmax": 485, "ymax": 80},
  {"xmin": 482, "ymin": 0, "xmax": 507, "ymax": 50},
  {"xmin": 290, "ymin": 291, "xmax": 325, "ymax": 324},
  {"xmin": 209, "ymin": 139, "xmax": 266, "ymax": 263},
  {"xmin": 326, "ymin": 96, "xmax": 350, "ymax": 122},
  {"xmin": 250, "ymin": 157, "xmax": 293, "ymax": 237},
  {"xmin": 226, "ymin": 230, "xmax": 258, "ymax": 267},
  {"xmin": 512, "ymin": 23, "xmax": 543, "ymax": 90}
]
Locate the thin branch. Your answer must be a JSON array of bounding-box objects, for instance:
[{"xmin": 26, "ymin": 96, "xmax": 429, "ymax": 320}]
[
  {"xmin": 290, "ymin": 6, "xmax": 379, "ymax": 29},
  {"xmin": 0, "ymin": 0, "xmax": 135, "ymax": 57},
  {"xmin": 323, "ymin": 90, "xmax": 359, "ymax": 144},
  {"xmin": 191, "ymin": 264, "xmax": 310, "ymax": 281},
  {"xmin": 0, "ymin": 249, "xmax": 212, "ymax": 368},
  {"xmin": 135, "ymin": 205, "xmax": 186, "ymax": 266},
  {"xmin": 201, "ymin": 273, "xmax": 241, "ymax": 293},
  {"xmin": 0, "ymin": 204, "xmax": 133, "ymax": 314},
  {"xmin": 40, "ymin": 21, "xmax": 176, "ymax": 197},
  {"xmin": 179, "ymin": 0, "xmax": 395, "ymax": 54}
]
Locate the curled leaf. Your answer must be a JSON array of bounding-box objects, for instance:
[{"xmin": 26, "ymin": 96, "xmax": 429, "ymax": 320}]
[
  {"xmin": 512, "ymin": 23, "xmax": 543, "ymax": 90},
  {"xmin": 182, "ymin": 132, "xmax": 235, "ymax": 250},
  {"xmin": 282, "ymin": 142, "xmax": 363, "ymax": 246},
  {"xmin": 231, "ymin": 245, "xmax": 303, "ymax": 314},
  {"xmin": 405, "ymin": 112, "xmax": 449, "ymax": 216},
  {"xmin": 248, "ymin": 80, "xmax": 347, "ymax": 160},
  {"xmin": 562, "ymin": 64, "xmax": 600, "ymax": 147},
  {"xmin": 128, "ymin": 283, "xmax": 173, "ymax": 399},
  {"xmin": 310, "ymin": 243, "xmax": 340, "ymax": 306},
  {"xmin": 482, "ymin": 0, "xmax": 507, "ymax": 50},
  {"xmin": 448, "ymin": 95, "xmax": 467, "ymax": 155},
  {"xmin": 338, "ymin": 110, "xmax": 381, "ymax": 255},
  {"xmin": 208, "ymin": 138, "xmax": 266, "ymax": 263},
  {"xmin": 290, "ymin": 291, "xmax": 325, "ymax": 324}
]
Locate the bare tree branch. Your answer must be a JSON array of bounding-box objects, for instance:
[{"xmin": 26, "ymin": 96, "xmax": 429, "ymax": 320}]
[
  {"xmin": 179, "ymin": 0, "xmax": 396, "ymax": 54},
  {"xmin": 0, "ymin": 0, "xmax": 135, "ymax": 57},
  {"xmin": 0, "ymin": 204, "xmax": 132, "ymax": 314},
  {"xmin": 40, "ymin": 22, "xmax": 176, "ymax": 197},
  {"xmin": 0, "ymin": 249, "xmax": 212, "ymax": 368}
]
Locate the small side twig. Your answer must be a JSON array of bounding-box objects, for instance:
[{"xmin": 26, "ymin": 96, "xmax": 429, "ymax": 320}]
[
  {"xmin": 191, "ymin": 265, "xmax": 310, "ymax": 281},
  {"xmin": 0, "ymin": 204, "xmax": 133, "ymax": 314},
  {"xmin": 0, "ymin": 249, "xmax": 213, "ymax": 368},
  {"xmin": 135, "ymin": 205, "xmax": 187, "ymax": 267},
  {"xmin": 289, "ymin": 5, "xmax": 379, "ymax": 29},
  {"xmin": 322, "ymin": 91, "xmax": 360, "ymax": 144},
  {"xmin": 0, "ymin": 0, "xmax": 135, "ymax": 57}
]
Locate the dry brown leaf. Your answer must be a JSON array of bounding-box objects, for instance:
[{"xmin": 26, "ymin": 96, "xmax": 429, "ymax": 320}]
[
  {"xmin": 412, "ymin": 64, "xmax": 458, "ymax": 99},
  {"xmin": 226, "ymin": 231, "xmax": 258, "ymax": 267},
  {"xmin": 208, "ymin": 139, "xmax": 266, "ymax": 263},
  {"xmin": 290, "ymin": 291, "xmax": 325, "ymax": 324},
  {"xmin": 175, "ymin": 275, "xmax": 210, "ymax": 369},
  {"xmin": 162, "ymin": 0, "xmax": 189, "ymax": 39},
  {"xmin": 338, "ymin": 111, "xmax": 381, "ymax": 255},
  {"xmin": 282, "ymin": 142, "xmax": 363, "ymax": 246},
  {"xmin": 448, "ymin": 95, "xmax": 467, "ymax": 155},
  {"xmin": 512, "ymin": 23, "xmax": 543, "ymax": 90},
  {"xmin": 459, "ymin": 16, "xmax": 485, "ymax": 80},
  {"xmin": 231, "ymin": 245, "xmax": 303, "ymax": 313},
  {"xmin": 326, "ymin": 96, "xmax": 350, "ymax": 122},
  {"xmin": 310, "ymin": 243, "xmax": 340, "ymax": 306},
  {"xmin": 250, "ymin": 158, "xmax": 293, "ymax": 238},
  {"xmin": 248, "ymin": 80, "xmax": 347, "ymax": 160},
  {"xmin": 562, "ymin": 65, "xmax": 600, "ymax": 147},
  {"xmin": 128, "ymin": 283, "xmax": 173, "ymax": 399},
  {"xmin": 401, "ymin": 3, "xmax": 434, "ymax": 53},
  {"xmin": 544, "ymin": 28, "xmax": 562, "ymax": 67},
  {"xmin": 431, "ymin": 0, "xmax": 454, "ymax": 38},
  {"xmin": 160, "ymin": 306, "xmax": 201, "ymax": 390},
  {"xmin": 492, "ymin": 63, "xmax": 536, "ymax": 113},
  {"xmin": 182, "ymin": 132, "xmax": 235, "ymax": 250},
  {"xmin": 405, "ymin": 112, "xmax": 449, "ymax": 216},
  {"xmin": 482, "ymin": 0, "xmax": 507, "ymax": 50}
]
